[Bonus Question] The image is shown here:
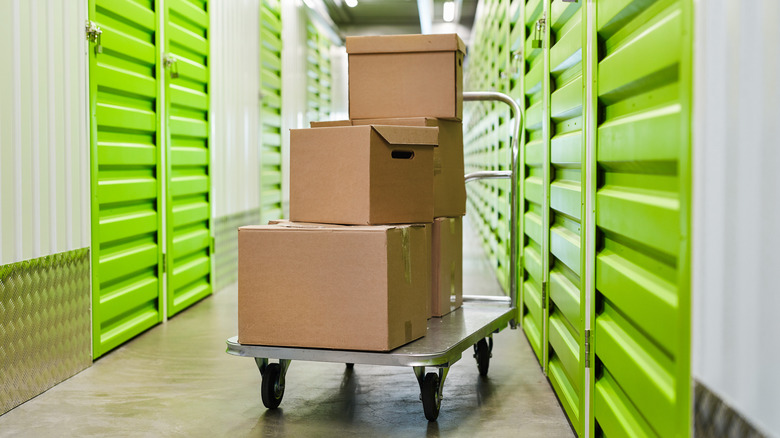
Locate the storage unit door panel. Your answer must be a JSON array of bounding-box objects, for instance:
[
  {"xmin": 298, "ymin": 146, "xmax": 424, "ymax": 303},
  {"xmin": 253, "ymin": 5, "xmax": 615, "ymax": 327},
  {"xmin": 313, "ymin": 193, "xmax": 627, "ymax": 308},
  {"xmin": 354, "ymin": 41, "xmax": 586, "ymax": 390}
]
[
  {"xmin": 259, "ymin": 0, "xmax": 283, "ymax": 223},
  {"xmin": 593, "ymin": 0, "xmax": 691, "ymax": 436},
  {"xmin": 546, "ymin": 1, "xmax": 585, "ymax": 434},
  {"xmin": 519, "ymin": 0, "xmax": 545, "ymax": 363},
  {"xmin": 165, "ymin": 0, "xmax": 211, "ymax": 317},
  {"xmin": 89, "ymin": 0, "xmax": 163, "ymax": 358}
]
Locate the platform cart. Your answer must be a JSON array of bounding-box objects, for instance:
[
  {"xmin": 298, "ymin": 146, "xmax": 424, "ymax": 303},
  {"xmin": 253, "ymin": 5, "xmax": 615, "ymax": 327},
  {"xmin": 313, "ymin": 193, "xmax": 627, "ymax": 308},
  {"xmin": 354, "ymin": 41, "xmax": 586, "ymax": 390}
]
[{"xmin": 226, "ymin": 91, "xmax": 523, "ymax": 421}]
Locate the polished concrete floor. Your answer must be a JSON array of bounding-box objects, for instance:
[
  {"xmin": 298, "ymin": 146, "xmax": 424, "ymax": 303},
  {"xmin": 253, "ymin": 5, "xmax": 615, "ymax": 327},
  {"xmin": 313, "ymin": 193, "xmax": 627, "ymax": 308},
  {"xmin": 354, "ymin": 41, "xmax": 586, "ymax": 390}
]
[{"xmin": 0, "ymin": 220, "xmax": 573, "ymax": 437}]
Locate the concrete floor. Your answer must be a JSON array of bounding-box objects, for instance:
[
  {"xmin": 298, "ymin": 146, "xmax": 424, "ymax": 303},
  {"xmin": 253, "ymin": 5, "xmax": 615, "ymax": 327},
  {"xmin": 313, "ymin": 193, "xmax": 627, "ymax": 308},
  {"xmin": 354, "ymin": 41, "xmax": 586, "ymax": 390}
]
[{"xmin": 0, "ymin": 220, "xmax": 573, "ymax": 437}]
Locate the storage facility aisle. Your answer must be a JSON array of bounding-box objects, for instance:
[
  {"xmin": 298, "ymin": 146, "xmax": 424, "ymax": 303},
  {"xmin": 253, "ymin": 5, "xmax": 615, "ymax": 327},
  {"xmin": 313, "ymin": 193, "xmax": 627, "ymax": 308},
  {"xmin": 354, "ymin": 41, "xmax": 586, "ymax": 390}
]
[{"xmin": 0, "ymin": 220, "xmax": 573, "ymax": 437}]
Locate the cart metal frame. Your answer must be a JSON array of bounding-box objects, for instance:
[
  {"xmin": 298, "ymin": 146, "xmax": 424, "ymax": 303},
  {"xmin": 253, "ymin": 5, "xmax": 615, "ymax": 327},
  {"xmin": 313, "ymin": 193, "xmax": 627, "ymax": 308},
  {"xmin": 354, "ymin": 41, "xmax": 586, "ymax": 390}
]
[{"xmin": 226, "ymin": 91, "xmax": 523, "ymax": 421}]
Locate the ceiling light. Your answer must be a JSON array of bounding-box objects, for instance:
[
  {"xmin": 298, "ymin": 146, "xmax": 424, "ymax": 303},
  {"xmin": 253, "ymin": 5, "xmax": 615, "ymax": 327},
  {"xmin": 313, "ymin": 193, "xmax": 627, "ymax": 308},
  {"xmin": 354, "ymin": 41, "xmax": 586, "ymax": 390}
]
[
  {"xmin": 345, "ymin": 0, "xmax": 358, "ymax": 7},
  {"xmin": 443, "ymin": 1, "xmax": 455, "ymax": 22}
]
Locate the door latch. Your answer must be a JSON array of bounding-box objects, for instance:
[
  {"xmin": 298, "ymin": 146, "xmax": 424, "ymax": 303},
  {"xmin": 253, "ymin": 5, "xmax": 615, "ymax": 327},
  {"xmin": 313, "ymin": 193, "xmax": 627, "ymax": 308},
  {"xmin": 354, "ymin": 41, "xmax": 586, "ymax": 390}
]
[
  {"xmin": 531, "ymin": 15, "xmax": 546, "ymax": 49},
  {"xmin": 85, "ymin": 20, "xmax": 103, "ymax": 54},
  {"xmin": 163, "ymin": 55, "xmax": 179, "ymax": 79}
]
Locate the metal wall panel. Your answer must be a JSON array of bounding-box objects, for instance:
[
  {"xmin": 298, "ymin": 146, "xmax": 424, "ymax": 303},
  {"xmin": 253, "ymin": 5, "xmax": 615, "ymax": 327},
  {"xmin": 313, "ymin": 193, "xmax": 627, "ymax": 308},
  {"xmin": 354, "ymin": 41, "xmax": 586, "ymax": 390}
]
[
  {"xmin": 591, "ymin": 0, "xmax": 692, "ymax": 435},
  {"xmin": 88, "ymin": 0, "xmax": 164, "ymax": 358},
  {"xmin": 546, "ymin": 1, "xmax": 585, "ymax": 433},
  {"xmin": 210, "ymin": 0, "xmax": 260, "ymax": 219},
  {"xmin": 164, "ymin": 0, "xmax": 212, "ymax": 317},
  {"xmin": 692, "ymin": 0, "xmax": 780, "ymax": 435},
  {"xmin": 260, "ymin": 0, "xmax": 284, "ymax": 224},
  {"xmin": 0, "ymin": 0, "xmax": 90, "ymax": 264}
]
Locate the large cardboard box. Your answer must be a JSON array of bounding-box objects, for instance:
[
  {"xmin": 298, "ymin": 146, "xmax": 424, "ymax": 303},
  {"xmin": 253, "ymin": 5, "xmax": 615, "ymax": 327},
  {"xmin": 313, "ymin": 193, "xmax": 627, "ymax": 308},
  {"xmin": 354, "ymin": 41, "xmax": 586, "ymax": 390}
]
[
  {"xmin": 346, "ymin": 33, "xmax": 465, "ymax": 120},
  {"xmin": 431, "ymin": 217, "xmax": 463, "ymax": 317},
  {"xmin": 311, "ymin": 118, "xmax": 466, "ymax": 217},
  {"xmin": 290, "ymin": 125, "xmax": 438, "ymax": 225},
  {"xmin": 238, "ymin": 221, "xmax": 431, "ymax": 351}
]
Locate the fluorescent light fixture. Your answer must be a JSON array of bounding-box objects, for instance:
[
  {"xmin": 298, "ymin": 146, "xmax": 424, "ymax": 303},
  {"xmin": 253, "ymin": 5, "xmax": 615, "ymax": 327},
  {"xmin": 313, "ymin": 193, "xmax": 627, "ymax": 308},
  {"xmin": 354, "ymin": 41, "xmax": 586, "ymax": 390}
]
[
  {"xmin": 345, "ymin": 0, "xmax": 358, "ymax": 7},
  {"xmin": 443, "ymin": 1, "xmax": 455, "ymax": 22}
]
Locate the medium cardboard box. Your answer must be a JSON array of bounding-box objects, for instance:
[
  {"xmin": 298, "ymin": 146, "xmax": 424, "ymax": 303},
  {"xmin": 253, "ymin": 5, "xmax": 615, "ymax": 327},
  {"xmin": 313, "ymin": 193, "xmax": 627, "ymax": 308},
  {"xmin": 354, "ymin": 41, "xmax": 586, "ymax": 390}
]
[
  {"xmin": 346, "ymin": 33, "xmax": 465, "ymax": 120},
  {"xmin": 431, "ymin": 217, "xmax": 463, "ymax": 317},
  {"xmin": 290, "ymin": 125, "xmax": 438, "ymax": 225},
  {"xmin": 237, "ymin": 221, "xmax": 431, "ymax": 351},
  {"xmin": 311, "ymin": 118, "xmax": 466, "ymax": 217}
]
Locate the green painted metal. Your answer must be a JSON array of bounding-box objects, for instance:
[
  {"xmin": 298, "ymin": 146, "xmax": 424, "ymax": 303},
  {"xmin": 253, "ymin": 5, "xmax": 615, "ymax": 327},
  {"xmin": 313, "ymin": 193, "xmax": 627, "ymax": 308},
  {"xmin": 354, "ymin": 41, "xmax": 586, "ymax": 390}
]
[
  {"xmin": 164, "ymin": 0, "xmax": 212, "ymax": 317},
  {"xmin": 591, "ymin": 0, "xmax": 692, "ymax": 436},
  {"xmin": 259, "ymin": 0, "xmax": 283, "ymax": 224},
  {"xmin": 306, "ymin": 21, "xmax": 333, "ymax": 124},
  {"xmin": 546, "ymin": 1, "xmax": 586, "ymax": 434},
  {"xmin": 88, "ymin": 0, "xmax": 164, "ymax": 358}
]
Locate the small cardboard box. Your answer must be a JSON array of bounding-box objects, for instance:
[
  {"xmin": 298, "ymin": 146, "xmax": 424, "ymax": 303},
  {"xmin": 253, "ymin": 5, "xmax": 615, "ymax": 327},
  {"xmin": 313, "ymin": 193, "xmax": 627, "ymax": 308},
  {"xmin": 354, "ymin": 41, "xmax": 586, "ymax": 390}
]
[
  {"xmin": 311, "ymin": 118, "xmax": 466, "ymax": 217},
  {"xmin": 290, "ymin": 125, "xmax": 438, "ymax": 225},
  {"xmin": 346, "ymin": 33, "xmax": 465, "ymax": 120},
  {"xmin": 431, "ymin": 217, "xmax": 463, "ymax": 317},
  {"xmin": 238, "ymin": 221, "xmax": 431, "ymax": 351}
]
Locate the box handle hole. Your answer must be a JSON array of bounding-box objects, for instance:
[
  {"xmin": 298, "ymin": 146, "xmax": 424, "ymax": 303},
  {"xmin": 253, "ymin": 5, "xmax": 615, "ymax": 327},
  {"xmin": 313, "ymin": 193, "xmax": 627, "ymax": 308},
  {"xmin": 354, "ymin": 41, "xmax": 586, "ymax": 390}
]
[{"xmin": 391, "ymin": 150, "xmax": 415, "ymax": 160}]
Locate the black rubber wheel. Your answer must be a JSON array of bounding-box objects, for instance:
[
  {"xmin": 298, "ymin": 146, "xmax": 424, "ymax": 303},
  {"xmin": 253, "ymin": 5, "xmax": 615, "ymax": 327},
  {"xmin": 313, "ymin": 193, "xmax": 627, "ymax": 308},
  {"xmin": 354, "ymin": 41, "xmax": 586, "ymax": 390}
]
[
  {"xmin": 261, "ymin": 363, "xmax": 284, "ymax": 409},
  {"xmin": 421, "ymin": 372, "xmax": 441, "ymax": 421},
  {"xmin": 346, "ymin": 363, "xmax": 354, "ymax": 369},
  {"xmin": 475, "ymin": 338, "xmax": 490, "ymax": 376}
]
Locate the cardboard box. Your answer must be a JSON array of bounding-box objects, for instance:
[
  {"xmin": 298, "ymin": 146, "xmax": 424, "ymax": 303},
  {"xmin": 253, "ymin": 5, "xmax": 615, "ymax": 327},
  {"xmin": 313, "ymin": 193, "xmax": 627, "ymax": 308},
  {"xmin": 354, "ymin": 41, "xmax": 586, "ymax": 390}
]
[
  {"xmin": 431, "ymin": 217, "xmax": 463, "ymax": 317},
  {"xmin": 238, "ymin": 221, "xmax": 431, "ymax": 351},
  {"xmin": 290, "ymin": 125, "xmax": 438, "ymax": 225},
  {"xmin": 346, "ymin": 33, "xmax": 465, "ymax": 120},
  {"xmin": 311, "ymin": 118, "xmax": 466, "ymax": 217}
]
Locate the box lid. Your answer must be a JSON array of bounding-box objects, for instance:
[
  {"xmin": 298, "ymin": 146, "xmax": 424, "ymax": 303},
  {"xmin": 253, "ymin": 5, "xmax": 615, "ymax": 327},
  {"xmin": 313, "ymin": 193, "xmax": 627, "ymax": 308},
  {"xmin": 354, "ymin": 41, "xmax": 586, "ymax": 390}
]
[
  {"xmin": 346, "ymin": 33, "xmax": 466, "ymax": 55},
  {"xmin": 372, "ymin": 125, "xmax": 438, "ymax": 146},
  {"xmin": 243, "ymin": 221, "xmax": 426, "ymax": 232}
]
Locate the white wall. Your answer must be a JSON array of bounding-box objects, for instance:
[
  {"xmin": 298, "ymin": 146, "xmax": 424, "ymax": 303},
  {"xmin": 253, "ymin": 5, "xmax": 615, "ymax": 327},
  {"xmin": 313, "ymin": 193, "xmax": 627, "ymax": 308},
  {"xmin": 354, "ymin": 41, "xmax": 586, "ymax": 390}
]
[
  {"xmin": 692, "ymin": 0, "xmax": 780, "ymax": 435},
  {"xmin": 0, "ymin": 0, "xmax": 90, "ymax": 264},
  {"xmin": 210, "ymin": 0, "xmax": 261, "ymax": 218}
]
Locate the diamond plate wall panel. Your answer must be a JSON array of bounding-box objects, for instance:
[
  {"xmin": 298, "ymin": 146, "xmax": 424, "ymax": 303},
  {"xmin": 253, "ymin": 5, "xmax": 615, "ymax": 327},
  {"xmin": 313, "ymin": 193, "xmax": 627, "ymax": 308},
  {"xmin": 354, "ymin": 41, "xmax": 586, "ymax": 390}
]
[
  {"xmin": 694, "ymin": 382, "xmax": 768, "ymax": 438},
  {"xmin": 0, "ymin": 248, "xmax": 91, "ymax": 415},
  {"xmin": 214, "ymin": 209, "xmax": 260, "ymax": 292}
]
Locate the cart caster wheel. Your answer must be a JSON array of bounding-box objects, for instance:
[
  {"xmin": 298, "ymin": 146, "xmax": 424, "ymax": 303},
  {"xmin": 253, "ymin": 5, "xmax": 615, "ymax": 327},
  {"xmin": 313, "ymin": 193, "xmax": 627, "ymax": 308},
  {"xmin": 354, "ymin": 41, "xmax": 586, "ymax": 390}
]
[
  {"xmin": 346, "ymin": 363, "xmax": 354, "ymax": 369},
  {"xmin": 474, "ymin": 338, "xmax": 491, "ymax": 376},
  {"xmin": 261, "ymin": 363, "xmax": 284, "ymax": 409},
  {"xmin": 421, "ymin": 372, "xmax": 441, "ymax": 421}
]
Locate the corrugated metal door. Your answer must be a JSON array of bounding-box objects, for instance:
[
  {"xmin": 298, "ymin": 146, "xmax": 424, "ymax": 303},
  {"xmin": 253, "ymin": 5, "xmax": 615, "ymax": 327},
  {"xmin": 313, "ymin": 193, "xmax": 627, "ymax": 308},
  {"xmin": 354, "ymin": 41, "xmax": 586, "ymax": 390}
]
[
  {"xmin": 591, "ymin": 0, "xmax": 692, "ymax": 435},
  {"xmin": 519, "ymin": 0, "xmax": 545, "ymax": 363},
  {"xmin": 259, "ymin": 0, "xmax": 283, "ymax": 223},
  {"xmin": 546, "ymin": 0, "xmax": 586, "ymax": 434},
  {"xmin": 163, "ymin": 0, "xmax": 212, "ymax": 317},
  {"xmin": 88, "ymin": 0, "xmax": 164, "ymax": 358}
]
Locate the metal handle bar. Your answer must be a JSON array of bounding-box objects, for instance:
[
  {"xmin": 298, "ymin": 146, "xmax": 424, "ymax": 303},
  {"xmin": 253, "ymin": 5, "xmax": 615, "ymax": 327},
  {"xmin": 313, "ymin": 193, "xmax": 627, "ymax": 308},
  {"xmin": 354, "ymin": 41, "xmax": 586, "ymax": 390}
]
[{"xmin": 462, "ymin": 91, "xmax": 524, "ymax": 318}]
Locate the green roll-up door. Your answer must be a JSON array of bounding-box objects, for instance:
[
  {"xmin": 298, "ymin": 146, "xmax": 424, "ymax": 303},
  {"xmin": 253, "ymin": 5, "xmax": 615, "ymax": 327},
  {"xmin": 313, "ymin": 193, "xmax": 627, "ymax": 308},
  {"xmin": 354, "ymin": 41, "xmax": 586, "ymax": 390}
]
[
  {"xmin": 163, "ymin": 0, "xmax": 211, "ymax": 317},
  {"xmin": 546, "ymin": 0, "xmax": 586, "ymax": 434},
  {"xmin": 519, "ymin": 0, "xmax": 545, "ymax": 363},
  {"xmin": 88, "ymin": 0, "xmax": 164, "ymax": 358},
  {"xmin": 591, "ymin": 0, "xmax": 692, "ymax": 436},
  {"xmin": 259, "ymin": 0, "xmax": 283, "ymax": 223}
]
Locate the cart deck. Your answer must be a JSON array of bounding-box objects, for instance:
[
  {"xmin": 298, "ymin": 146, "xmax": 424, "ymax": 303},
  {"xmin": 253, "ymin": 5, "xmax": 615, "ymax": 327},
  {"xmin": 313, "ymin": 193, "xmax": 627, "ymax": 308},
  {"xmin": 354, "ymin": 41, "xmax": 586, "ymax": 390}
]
[
  {"xmin": 226, "ymin": 91, "xmax": 523, "ymax": 421},
  {"xmin": 227, "ymin": 299, "xmax": 514, "ymax": 368}
]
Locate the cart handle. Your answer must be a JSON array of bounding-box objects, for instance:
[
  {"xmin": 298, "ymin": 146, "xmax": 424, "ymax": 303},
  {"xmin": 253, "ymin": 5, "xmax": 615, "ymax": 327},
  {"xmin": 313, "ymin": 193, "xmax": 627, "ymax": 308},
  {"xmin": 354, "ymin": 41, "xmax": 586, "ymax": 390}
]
[{"xmin": 462, "ymin": 91, "xmax": 523, "ymax": 318}]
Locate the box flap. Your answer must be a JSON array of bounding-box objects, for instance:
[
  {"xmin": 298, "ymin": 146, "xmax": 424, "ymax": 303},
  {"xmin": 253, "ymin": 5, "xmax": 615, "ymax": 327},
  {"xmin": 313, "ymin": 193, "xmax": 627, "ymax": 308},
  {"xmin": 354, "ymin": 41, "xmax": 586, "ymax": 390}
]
[
  {"xmin": 310, "ymin": 120, "xmax": 352, "ymax": 128},
  {"xmin": 353, "ymin": 117, "xmax": 437, "ymax": 127},
  {"xmin": 243, "ymin": 221, "xmax": 426, "ymax": 232},
  {"xmin": 371, "ymin": 125, "xmax": 438, "ymax": 146},
  {"xmin": 347, "ymin": 33, "xmax": 466, "ymax": 54}
]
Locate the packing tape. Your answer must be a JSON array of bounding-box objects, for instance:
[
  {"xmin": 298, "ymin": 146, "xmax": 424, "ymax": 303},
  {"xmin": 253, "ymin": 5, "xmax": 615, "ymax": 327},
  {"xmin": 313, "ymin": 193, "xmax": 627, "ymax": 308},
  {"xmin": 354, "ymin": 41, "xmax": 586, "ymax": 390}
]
[
  {"xmin": 450, "ymin": 260, "xmax": 456, "ymax": 297},
  {"xmin": 405, "ymin": 320, "xmax": 412, "ymax": 341},
  {"xmin": 449, "ymin": 217, "xmax": 456, "ymax": 234},
  {"xmin": 433, "ymin": 154, "xmax": 442, "ymax": 175},
  {"xmin": 401, "ymin": 227, "xmax": 411, "ymax": 283}
]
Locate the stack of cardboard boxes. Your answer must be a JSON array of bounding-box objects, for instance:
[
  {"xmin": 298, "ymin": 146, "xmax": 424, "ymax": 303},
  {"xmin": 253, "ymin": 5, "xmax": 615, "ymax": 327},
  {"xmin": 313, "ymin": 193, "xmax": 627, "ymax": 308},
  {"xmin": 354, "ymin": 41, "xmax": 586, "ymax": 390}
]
[{"xmin": 238, "ymin": 34, "xmax": 467, "ymax": 351}]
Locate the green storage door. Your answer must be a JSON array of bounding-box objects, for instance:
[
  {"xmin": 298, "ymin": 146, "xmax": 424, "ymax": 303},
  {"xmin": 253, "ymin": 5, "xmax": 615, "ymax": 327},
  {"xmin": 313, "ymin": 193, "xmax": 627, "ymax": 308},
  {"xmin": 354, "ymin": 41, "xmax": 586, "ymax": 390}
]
[
  {"xmin": 546, "ymin": 0, "xmax": 585, "ymax": 434},
  {"xmin": 259, "ymin": 0, "xmax": 283, "ymax": 223},
  {"xmin": 88, "ymin": 0, "xmax": 163, "ymax": 358},
  {"xmin": 519, "ymin": 0, "xmax": 545, "ymax": 363},
  {"xmin": 164, "ymin": 0, "xmax": 212, "ymax": 317},
  {"xmin": 592, "ymin": 0, "xmax": 691, "ymax": 435}
]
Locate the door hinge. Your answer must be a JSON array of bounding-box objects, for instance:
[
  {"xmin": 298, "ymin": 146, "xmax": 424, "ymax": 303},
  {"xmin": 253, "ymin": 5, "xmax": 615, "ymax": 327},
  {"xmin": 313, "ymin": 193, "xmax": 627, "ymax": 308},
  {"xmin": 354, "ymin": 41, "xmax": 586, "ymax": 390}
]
[
  {"xmin": 584, "ymin": 329, "xmax": 591, "ymax": 368},
  {"xmin": 541, "ymin": 281, "xmax": 547, "ymax": 309},
  {"xmin": 162, "ymin": 253, "xmax": 167, "ymax": 273},
  {"xmin": 85, "ymin": 20, "xmax": 103, "ymax": 54}
]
